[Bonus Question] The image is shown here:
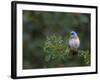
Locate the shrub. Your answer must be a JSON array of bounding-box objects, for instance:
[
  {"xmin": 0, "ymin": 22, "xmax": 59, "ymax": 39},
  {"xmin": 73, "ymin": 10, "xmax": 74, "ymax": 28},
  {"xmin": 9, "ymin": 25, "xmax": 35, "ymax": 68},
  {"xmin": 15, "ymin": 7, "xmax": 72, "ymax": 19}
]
[{"xmin": 43, "ymin": 34, "xmax": 90, "ymax": 67}]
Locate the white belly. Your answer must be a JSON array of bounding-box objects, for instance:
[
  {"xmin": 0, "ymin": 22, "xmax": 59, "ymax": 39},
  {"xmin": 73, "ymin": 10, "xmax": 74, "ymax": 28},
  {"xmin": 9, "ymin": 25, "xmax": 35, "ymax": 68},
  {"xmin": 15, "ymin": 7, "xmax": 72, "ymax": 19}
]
[{"xmin": 69, "ymin": 38, "xmax": 80, "ymax": 49}]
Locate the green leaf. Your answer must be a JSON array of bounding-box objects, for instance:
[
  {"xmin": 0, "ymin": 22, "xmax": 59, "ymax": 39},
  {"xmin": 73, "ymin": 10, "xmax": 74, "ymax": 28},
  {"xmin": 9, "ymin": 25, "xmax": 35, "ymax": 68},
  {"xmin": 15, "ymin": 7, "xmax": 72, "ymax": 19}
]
[{"xmin": 45, "ymin": 54, "xmax": 51, "ymax": 62}]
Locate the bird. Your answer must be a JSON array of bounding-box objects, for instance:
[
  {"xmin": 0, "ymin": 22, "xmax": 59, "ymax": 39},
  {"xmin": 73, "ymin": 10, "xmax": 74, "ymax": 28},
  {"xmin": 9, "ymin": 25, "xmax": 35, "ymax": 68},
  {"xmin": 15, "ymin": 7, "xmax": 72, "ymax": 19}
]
[{"xmin": 69, "ymin": 31, "xmax": 80, "ymax": 52}]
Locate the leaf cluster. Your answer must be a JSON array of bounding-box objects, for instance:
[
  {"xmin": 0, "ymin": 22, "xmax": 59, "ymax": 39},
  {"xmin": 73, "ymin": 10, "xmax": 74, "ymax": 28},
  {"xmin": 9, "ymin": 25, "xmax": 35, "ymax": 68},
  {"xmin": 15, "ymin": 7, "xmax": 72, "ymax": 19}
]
[{"xmin": 43, "ymin": 34, "xmax": 90, "ymax": 67}]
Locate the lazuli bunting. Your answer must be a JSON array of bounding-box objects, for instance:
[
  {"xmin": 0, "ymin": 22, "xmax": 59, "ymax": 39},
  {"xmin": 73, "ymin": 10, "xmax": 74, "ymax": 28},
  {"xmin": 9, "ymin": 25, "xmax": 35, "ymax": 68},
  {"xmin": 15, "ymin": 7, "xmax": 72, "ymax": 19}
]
[{"xmin": 69, "ymin": 31, "xmax": 80, "ymax": 51}]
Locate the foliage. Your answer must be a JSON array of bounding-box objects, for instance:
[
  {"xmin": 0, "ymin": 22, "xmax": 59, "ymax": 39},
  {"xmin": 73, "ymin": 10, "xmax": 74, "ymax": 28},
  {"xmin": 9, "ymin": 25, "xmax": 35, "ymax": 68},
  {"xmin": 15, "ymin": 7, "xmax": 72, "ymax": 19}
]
[
  {"xmin": 43, "ymin": 34, "xmax": 69, "ymax": 67},
  {"xmin": 43, "ymin": 34, "xmax": 90, "ymax": 67},
  {"xmin": 44, "ymin": 34, "xmax": 68, "ymax": 54},
  {"xmin": 78, "ymin": 50, "xmax": 90, "ymax": 65}
]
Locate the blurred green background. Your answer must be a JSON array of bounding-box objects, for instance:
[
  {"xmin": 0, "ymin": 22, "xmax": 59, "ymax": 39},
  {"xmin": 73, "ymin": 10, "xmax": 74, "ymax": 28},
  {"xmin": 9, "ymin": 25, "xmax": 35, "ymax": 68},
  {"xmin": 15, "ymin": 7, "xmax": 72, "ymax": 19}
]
[{"xmin": 23, "ymin": 10, "xmax": 90, "ymax": 69}]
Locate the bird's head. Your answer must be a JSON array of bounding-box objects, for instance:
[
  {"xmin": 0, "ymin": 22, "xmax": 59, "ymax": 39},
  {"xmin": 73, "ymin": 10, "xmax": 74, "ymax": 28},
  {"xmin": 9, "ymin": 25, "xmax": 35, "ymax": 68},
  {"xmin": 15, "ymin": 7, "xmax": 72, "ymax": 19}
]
[{"xmin": 70, "ymin": 31, "xmax": 77, "ymax": 38}]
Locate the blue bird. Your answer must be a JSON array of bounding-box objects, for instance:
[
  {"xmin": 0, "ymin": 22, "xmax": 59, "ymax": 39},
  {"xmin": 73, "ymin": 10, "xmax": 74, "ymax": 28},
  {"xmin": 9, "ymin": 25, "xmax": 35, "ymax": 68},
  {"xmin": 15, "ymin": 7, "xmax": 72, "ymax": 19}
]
[{"xmin": 69, "ymin": 31, "xmax": 80, "ymax": 51}]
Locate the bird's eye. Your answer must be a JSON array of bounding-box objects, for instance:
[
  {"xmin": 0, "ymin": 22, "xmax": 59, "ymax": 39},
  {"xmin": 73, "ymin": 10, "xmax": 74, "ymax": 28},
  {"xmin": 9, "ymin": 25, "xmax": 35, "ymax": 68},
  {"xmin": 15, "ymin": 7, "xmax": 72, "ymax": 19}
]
[{"xmin": 71, "ymin": 33, "xmax": 74, "ymax": 35}]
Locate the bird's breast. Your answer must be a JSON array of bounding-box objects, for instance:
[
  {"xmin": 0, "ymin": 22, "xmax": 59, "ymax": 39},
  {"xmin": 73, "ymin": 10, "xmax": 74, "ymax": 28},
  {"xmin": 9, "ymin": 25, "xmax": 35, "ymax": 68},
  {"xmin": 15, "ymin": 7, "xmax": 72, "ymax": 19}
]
[{"xmin": 69, "ymin": 37, "xmax": 80, "ymax": 49}]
